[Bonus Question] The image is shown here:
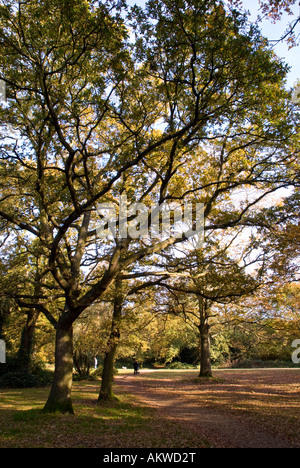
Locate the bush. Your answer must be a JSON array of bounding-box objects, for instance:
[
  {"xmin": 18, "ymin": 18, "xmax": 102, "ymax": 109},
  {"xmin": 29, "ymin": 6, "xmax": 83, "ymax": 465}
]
[
  {"xmin": 0, "ymin": 357, "xmax": 53, "ymax": 388},
  {"xmin": 167, "ymin": 361, "xmax": 196, "ymax": 369},
  {"xmin": 73, "ymin": 350, "xmax": 94, "ymax": 378},
  {"xmin": 231, "ymin": 359, "xmax": 300, "ymax": 369},
  {"xmin": 179, "ymin": 346, "xmax": 199, "ymax": 365},
  {"xmin": 73, "ymin": 365, "xmax": 105, "ymax": 381}
]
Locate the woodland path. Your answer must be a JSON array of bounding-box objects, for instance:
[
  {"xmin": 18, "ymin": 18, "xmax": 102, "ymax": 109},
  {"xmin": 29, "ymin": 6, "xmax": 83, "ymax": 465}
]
[{"xmin": 115, "ymin": 369, "xmax": 300, "ymax": 448}]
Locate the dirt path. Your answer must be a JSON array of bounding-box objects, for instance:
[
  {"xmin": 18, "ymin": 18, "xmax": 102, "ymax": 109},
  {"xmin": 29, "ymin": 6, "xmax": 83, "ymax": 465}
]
[{"xmin": 115, "ymin": 369, "xmax": 300, "ymax": 448}]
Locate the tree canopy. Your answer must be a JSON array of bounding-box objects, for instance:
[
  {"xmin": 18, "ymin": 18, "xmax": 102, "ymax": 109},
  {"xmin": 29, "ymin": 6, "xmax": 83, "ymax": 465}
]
[{"xmin": 0, "ymin": 0, "xmax": 299, "ymax": 412}]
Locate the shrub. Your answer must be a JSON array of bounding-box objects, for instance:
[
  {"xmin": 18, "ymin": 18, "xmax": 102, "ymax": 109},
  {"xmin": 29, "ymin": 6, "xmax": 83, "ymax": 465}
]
[
  {"xmin": 231, "ymin": 359, "xmax": 300, "ymax": 369},
  {"xmin": 0, "ymin": 357, "xmax": 53, "ymax": 388},
  {"xmin": 167, "ymin": 362, "xmax": 196, "ymax": 369},
  {"xmin": 73, "ymin": 350, "xmax": 94, "ymax": 378}
]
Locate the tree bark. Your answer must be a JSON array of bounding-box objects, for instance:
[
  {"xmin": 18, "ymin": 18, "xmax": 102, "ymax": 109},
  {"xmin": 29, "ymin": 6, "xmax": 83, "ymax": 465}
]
[
  {"xmin": 98, "ymin": 279, "xmax": 123, "ymax": 402},
  {"xmin": 43, "ymin": 323, "xmax": 74, "ymax": 414},
  {"xmin": 98, "ymin": 340, "xmax": 119, "ymax": 401},
  {"xmin": 199, "ymin": 319, "xmax": 212, "ymax": 377},
  {"xmin": 198, "ymin": 297, "xmax": 212, "ymax": 378}
]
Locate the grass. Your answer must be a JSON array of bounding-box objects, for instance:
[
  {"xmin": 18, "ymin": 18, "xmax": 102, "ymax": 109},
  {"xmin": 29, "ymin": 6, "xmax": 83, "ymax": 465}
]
[
  {"xmin": 4, "ymin": 369, "xmax": 298, "ymax": 448},
  {"xmin": 0, "ymin": 384, "xmax": 147, "ymax": 448},
  {"xmin": 0, "ymin": 381, "xmax": 209, "ymax": 448}
]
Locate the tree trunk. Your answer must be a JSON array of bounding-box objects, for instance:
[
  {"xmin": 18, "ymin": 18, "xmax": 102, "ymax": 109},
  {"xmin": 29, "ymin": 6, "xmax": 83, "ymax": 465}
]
[
  {"xmin": 199, "ymin": 319, "xmax": 212, "ymax": 377},
  {"xmin": 43, "ymin": 324, "xmax": 74, "ymax": 414},
  {"xmin": 17, "ymin": 264, "xmax": 42, "ymax": 368},
  {"xmin": 198, "ymin": 297, "xmax": 212, "ymax": 378},
  {"xmin": 17, "ymin": 309, "xmax": 40, "ymax": 368},
  {"xmin": 98, "ymin": 279, "xmax": 123, "ymax": 402},
  {"xmin": 98, "ymin": 341, "xmax": 119, "ymax": 401}
]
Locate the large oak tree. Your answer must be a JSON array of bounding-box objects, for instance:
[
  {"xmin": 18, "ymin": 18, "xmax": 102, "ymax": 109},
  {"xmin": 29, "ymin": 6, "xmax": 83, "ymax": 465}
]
[{"xmin": 0, "ymin": 0, "xmax": 298, "ymax": 413}]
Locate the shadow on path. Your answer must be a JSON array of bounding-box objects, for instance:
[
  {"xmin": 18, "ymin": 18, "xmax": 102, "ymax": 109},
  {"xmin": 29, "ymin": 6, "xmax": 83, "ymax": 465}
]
[{"xmin": 115, "ymin": 371, "xmax": 299, "ymax": 449}]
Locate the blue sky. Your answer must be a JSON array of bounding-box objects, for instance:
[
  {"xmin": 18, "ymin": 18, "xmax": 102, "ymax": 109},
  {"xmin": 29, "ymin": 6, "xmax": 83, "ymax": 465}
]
[
  {"xmin": 243, "ymin": 0, "xmax": 299, "ymax": 88},
  {"xmin": 127, "ymin": 0, "xmax": 299, "ymax": 89}
]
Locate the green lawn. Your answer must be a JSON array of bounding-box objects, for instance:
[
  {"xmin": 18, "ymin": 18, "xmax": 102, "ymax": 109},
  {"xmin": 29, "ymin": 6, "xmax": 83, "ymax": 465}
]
[
  {"xmin": 0, "ymin": 381, "xmax": 208, "ymax": 448},
  {"xmin": 1, "ymin": 369, "xmax": 300, "ymax": 448}
]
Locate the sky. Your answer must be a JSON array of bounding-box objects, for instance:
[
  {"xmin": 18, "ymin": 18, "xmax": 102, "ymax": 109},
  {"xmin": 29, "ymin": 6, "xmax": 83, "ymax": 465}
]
[
  {"xmin": 127, "ymin": 0, "xmax": 300, "ymax": 89},
  {"xmin": 242, "ymin": 0, "xmax": 300, "ymax": 88},
  {"xmin": 125, "ymin": 0, "xmax": 298, "ymax": 227}
]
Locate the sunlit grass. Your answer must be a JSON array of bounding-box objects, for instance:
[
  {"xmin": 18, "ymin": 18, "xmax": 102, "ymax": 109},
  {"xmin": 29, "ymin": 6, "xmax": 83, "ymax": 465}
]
[{"xmin": 0, "ymin": 381, "xmax": 208, "ymax": 448}]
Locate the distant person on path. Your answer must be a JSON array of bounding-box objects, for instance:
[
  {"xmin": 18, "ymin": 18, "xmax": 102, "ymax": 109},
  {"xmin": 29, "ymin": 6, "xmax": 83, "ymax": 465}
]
[{"xmin": 133, "ymin": 360, "xmax": 140, "ymax": 375}]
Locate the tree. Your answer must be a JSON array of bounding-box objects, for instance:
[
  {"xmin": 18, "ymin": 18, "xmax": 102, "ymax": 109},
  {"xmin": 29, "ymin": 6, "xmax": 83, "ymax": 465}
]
[
  {"xmin": 0, "ymin": 233, "xmax": 39, "ymax": 361},
  {"xmin": 115, "ymin": 287, "xmax": 199, "ymax": 367},
  {"xmin": 258, "ymin": 0, "xmax": 300, "ymax": 46},
  {"xmin": 98, "ymin": 279, "xmax": 124, "ymax": 401},
  {"xmin": 157, "ymin": 230, "xmax": 266, "ymax": 376},
  {"xmin": 98, "ymin": 268, "xmax": 168, "ymax": 400},
  {"xmin": 0, "ymin": 0, "xmax": 298, "ymax": 413}
]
